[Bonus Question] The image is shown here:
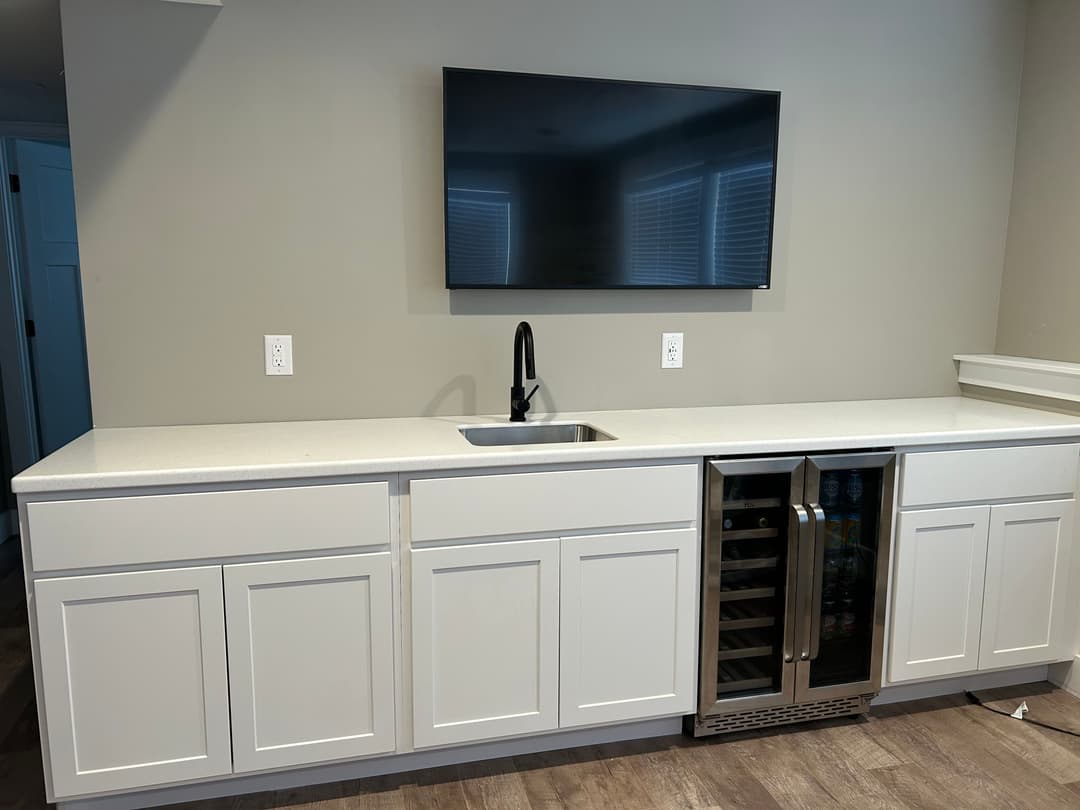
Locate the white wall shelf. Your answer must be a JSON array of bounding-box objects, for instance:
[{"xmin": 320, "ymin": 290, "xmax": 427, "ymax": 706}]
[{"xmin": 955, "ymin": 354, "xmax": 1080, "ymax": 404}]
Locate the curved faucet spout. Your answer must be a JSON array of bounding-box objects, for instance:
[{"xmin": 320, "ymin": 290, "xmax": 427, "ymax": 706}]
[
  {"xmin": 514, "ymin": 321, "xmax": 535, "ymax": 385},
  {"xmin": 510, "ymin": 321, "xmax": 538, "ymax": 422}
]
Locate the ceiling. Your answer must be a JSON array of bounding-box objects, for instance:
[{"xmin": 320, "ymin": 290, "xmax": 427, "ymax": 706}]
[{"xmin": 0, "ymin": 0, "xmax": 65, "ymax": 91}]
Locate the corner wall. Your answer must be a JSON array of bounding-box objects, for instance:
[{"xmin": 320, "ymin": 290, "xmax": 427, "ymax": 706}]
[{"xmin": 996, "ymin": 0, "xmax": 1080, "ymax": 363}]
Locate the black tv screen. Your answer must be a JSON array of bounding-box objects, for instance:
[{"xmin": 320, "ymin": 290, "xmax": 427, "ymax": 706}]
[{"xmin": 443, "ymin": 68, "xmax": 780, "ymax": 290}]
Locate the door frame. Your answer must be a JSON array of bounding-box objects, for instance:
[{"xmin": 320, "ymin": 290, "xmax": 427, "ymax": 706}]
[
  {"xmin": 0, "ymin": 136, "xmax": 40, "ymax": 472},
  {"xmin": 0, "ymin": 131, "xmax": 89, "ymax": 478},
  {"xmin": 9, "ymin": 137, "xmax": 92, "ymax": 458}
]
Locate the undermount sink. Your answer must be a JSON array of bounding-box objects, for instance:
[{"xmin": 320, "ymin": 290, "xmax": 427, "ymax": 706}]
[{"xmin": 459, "ymin": 422, "xmax": 616, "ymax": 447}]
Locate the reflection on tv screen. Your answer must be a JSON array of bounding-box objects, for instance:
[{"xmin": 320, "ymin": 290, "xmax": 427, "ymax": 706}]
[{"xmin": 444, "ymin": 68, "xmax": 779, "ymax": 290}]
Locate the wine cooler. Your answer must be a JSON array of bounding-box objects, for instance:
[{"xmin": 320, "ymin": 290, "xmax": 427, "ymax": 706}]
[{"xmin": 689, "ymin": 452, "xmax": 896, "ymax": 737}]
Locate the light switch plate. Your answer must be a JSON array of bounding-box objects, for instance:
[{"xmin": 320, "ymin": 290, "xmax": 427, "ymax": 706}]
[
  {"xmin": 264, "ymin": 335, "xmax": 293, "ymax": 376},
  {"xmin": 661, "ymin": 332, "xmax": 683, "ymax": 369}
]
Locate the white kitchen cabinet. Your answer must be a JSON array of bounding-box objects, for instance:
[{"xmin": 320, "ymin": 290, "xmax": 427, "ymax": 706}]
[
  {"xmin": 411, "ymin": 538, "xmax": 559, "ymax": 748},
  {"xmin": 409, "ymin": 464, "xmax": 698, "ymax": 542},
  {"xmin": 889, "ymin": 506, "xmax": 990, "ymax": 683},
  {"xmin": 223, "ymin": 553, "xmax": 396, "ymax": 772},
  {"xmin": 559, "ymin": 528, "xmax": 697, "ymax": 727},
  {"xmin": 979, "ymin": 500, "xmax": 1075, "ymax": 670},
  {"xmin": 35, "ymin": 567, "xmax": 231, "ymax": 798},
  {"xmin": 899, "ymin": 444, "xmax": 1079, "ymax": 508},
  {"xmin": 27, "ymin": 481, "xmax": 390, "ymax": 572}
]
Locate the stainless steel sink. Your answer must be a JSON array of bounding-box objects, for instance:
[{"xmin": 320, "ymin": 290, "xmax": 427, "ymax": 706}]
[{"xmin": 459, "ymin": 422, "xmax": 615, "ymax": 447}]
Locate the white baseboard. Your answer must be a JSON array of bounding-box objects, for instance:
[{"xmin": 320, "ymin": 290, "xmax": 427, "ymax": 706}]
[
  {"xmin": 58, "ymin": 715, "xmax": 683, "ymax": 810},
  {"xmin": 1048, "ymin": 655, "xmax": 1080, "ymax": 698},
  {"xmin": 873, "ymin": 665, "xmax": 1049, "ymax": 705}
]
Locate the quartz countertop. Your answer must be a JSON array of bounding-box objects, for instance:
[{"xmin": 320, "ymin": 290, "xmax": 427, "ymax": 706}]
[{"xmin": 13, "ymin": 396, "xmax": 1080, "ymax": 494}]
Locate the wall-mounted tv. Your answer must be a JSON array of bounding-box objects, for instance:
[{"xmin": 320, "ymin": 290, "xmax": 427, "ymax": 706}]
[{"xmin": 443, "ymin": 68, "xmax": 780, "ymax": 290}]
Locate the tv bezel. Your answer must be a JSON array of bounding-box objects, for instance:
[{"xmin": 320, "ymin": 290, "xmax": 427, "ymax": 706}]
[{"xmin": 442, "ymin": 67, "xmax": 781, "ymax": 291}]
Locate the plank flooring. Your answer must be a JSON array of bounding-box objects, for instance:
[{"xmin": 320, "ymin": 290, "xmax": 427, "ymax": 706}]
[{"xmin": 2, "ymin": 539, "xmax": 1080, "ymax": 808}]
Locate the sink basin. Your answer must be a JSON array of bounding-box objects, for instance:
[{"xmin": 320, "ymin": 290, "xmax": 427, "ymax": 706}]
[{"xmin": 459, "ymin": 422, "xmax": 616, "ymax": 447}]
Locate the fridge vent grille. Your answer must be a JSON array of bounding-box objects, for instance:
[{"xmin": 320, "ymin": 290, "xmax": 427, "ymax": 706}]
[{"xmin": 691, "ymin": 694, "xmax": 872, "ymax": 736}]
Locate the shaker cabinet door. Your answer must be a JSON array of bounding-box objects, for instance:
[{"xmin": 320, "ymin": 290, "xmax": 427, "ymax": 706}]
[
  {"xmin": 559, "ymin": 528, "xmax": 697, "ymax": 727},
  {"xmin": 888, "ymin": 506, "xmax": 990, "ymax": 683},
  {"xmin": 411, "ymin": 538, "xmax": 559, "ymax": 748},
  {"xmin": 35, "ymin": 567, "xmax": 232, "ymax": 798},
  {"xmin": 979, "ymin": 500, "xmax": 1075, "ymax": 670},
  {"xmin": 224, "ymin": 553, "xmax": 396, "ymax": 772}
]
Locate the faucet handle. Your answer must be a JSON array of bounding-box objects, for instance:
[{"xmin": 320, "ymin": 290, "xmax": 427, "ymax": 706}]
[{"xmin": 509, "ymin": 383, "xmax": 540, "ymax": 422}]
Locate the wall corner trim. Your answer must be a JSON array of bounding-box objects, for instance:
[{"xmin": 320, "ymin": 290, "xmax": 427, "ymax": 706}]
[
  {"xmin": 955, "ymin": 354, "xmax": 1080, "ymax": 404},
  {"xmin": 1048, "ymin": 655, "xmax": 1080, "ymax": 698}
]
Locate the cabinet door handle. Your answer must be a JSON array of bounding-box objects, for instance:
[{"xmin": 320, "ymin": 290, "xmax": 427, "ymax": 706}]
[{"xmin": 785, "ymin": 505, "xmax": 809, "ymax": 663}]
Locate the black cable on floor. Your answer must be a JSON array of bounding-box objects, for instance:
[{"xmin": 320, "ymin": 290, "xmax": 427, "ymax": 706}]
[{"xmin": 964, "ymin": 690, "xmax": 1080, "ymax": 738}]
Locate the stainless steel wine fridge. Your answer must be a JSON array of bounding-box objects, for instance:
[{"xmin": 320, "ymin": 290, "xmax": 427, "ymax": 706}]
[{"xmin": 690, "ymin": 452, "xmax": 896, "ymax": 737}]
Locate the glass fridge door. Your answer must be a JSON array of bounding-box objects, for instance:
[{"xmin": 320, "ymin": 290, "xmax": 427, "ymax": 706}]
[
  {"xmin": 796, "ymin": 453, "xmax": 896, "ymax": 701},
  {"xmin": 699, "ymin": 457, "xmax": 806, "ymax": 718}
]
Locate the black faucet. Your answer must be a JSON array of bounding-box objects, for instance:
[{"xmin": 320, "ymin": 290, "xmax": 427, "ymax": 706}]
[{"xmin": 510, "ymin": 321, "xmax": 539, "ymax": 422}]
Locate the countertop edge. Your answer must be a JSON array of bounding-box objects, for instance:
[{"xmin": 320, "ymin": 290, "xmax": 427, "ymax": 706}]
[{"xmin": 14, "ymin": 422, "xmax": 1080, "ymax": 495}]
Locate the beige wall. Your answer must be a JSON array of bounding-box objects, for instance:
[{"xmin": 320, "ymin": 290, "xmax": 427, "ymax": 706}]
[
  {"xmin": 996, "ymin": 0, "xmax": 1080, "ymax": 363},
  {"xmin": 61, "ymin": 0, "xmax": 1027, "ymax": 428}
]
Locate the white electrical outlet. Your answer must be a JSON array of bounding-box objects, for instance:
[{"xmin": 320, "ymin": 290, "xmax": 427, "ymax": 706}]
[
  {"xmin": 661, "ymin": 332, "xmax": 683, "ymax": 369},
  {"xmin": 264, "ymin": 334, "xmax": 293, "ymax": 376}
]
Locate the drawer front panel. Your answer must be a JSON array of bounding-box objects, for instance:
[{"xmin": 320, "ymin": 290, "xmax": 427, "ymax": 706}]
[
  {"xmin": 28, "ymin": 481, "xmax": 391, "ymax": 572},
  {"xmin": 409, "ymin": 463, "xmax": 699, "ymax": 542},
  {"xmin": 900, "ymin": 444, "xmax": 1079, "ymax": 508}
]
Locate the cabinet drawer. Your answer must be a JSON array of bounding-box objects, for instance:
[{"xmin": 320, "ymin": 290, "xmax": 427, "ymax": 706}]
[
  {"xmin": 900, "ymin": 444, "xmax": 1079, "ymax": 508},
  {"xmin": 409, "ymin": 464, "xmax": 698, "ymax": 542},
  {"xmin": 27, "ymin": 482, "xmax": 390, "ymax": 572}
]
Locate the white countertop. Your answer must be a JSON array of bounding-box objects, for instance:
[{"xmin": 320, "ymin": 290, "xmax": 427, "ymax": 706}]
[{"xmin": 13, "ymin": 396, "xmax": 1080, "ymax": 494}]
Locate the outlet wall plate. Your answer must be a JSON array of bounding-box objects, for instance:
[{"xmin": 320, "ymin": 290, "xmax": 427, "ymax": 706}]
[
  {"xmin": 661, "ymin": 332, "xmax": 683, "ymax": 369},
  {"xmin": 264, "ymin": 334, "xmax": 293, "ymax": 376}
]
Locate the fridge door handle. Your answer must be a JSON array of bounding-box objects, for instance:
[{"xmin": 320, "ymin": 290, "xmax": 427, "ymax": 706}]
[
  {"xmin": 805, "ymin": 504, "xmax": 827, "ymax": 661},
  {"xmin": 785, "ymin": 504, "xmax": 809, "ymax": 663}
]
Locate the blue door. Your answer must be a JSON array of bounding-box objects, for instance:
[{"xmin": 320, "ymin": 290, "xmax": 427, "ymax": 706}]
[{"xmin": 12, "ymin": 139, "xmax": 92, "ymax": 455}]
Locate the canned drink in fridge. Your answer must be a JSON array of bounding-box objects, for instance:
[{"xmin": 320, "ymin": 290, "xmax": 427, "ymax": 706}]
[
  {"xmin": 824, "ymin": 512, "xmax": 844, "ymax": 551},
  {"xmin": 843, "ymin": 512, "xmax": 862, "ymax": 547}
]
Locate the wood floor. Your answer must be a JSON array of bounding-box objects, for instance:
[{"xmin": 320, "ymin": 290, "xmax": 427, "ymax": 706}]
[
  {"xmin": 2, "ymin": 539, "xmax": 1080, "ymax": 808},
  {"xmin": 0, "ymin": 535, "xmax": 40, "ymax": 810}
]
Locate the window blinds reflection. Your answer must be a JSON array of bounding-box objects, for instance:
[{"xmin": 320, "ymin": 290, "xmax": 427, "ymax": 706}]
[
  {"xmin": 447, "ymin": 190, "xmax": 511, "ymax": 285},
  {"xmin": 627, "ymin": 176, "xmax": 703, "ymax": 286},
  {"xmin": 712, "ymin": 163, "xmax": 773, "ymax": 287},
  {"xmin": 625, "ymin": 162, "xmax": 773, "ymax": 287}
]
